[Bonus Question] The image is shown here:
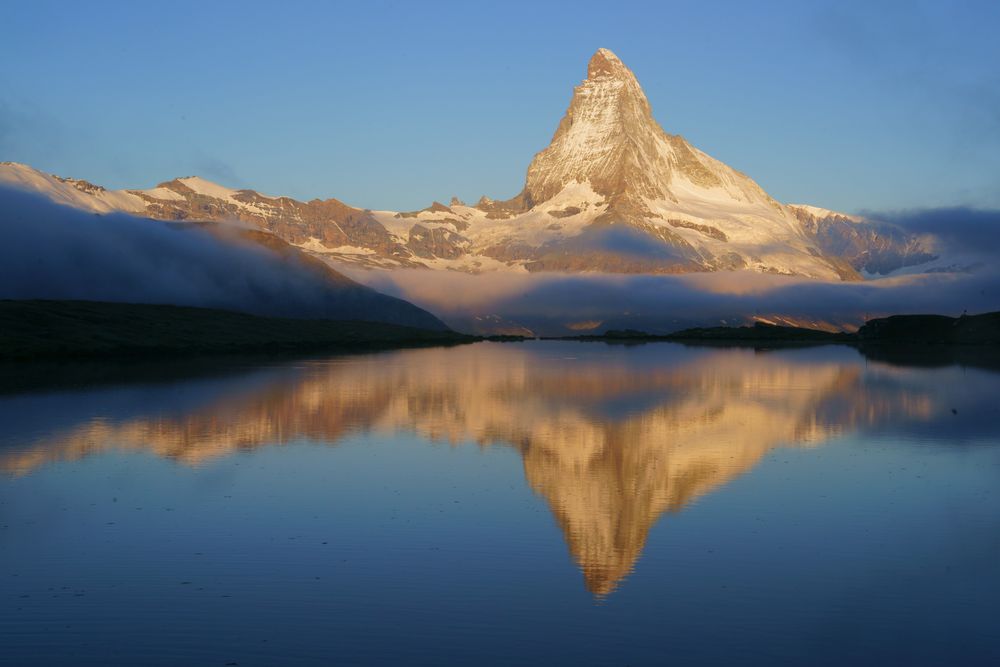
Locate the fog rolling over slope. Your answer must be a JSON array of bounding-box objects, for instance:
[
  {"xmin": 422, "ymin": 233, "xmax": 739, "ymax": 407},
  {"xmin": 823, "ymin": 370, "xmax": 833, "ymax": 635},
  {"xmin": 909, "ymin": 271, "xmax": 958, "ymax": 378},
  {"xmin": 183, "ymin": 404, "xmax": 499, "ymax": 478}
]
[
  {"xmin": 0, "ymin": 186, "xmax": 448, "ymax": 331},
  {"xmin": 360, "ymin": 259, "xmax": 1000, "ymax": 336}
]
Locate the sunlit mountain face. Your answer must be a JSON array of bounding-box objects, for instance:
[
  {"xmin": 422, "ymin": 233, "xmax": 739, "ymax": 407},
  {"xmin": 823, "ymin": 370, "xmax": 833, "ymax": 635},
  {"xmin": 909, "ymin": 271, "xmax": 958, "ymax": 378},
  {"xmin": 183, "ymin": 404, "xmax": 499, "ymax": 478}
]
[{"xmin": 0, "ymin": 343, "xmax": 957, "ymax": 595}]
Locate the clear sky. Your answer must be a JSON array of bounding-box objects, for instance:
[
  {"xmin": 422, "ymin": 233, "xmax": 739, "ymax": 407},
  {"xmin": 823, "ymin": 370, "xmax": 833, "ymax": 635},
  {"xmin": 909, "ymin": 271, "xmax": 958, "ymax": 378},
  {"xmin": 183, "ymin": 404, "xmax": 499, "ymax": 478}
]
[{"xmin": 2, "ymin": 0, "xmax": 998, "ymax": 212}]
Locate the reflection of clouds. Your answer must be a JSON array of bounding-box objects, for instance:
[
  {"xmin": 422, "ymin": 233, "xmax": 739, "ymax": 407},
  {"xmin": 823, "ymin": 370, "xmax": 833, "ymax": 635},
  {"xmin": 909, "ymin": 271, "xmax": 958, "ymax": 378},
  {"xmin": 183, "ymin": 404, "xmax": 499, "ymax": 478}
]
[{"xmin": 1, "ymin": 344, "xmax": 944, "ymax": 595}]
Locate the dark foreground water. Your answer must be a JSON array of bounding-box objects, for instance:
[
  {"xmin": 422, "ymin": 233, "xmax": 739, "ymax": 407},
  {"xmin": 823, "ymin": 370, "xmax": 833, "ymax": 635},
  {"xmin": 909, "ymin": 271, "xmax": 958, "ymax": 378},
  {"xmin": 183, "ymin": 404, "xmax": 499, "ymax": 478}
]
[{"xmin": 1, "ymin": 341, "xmax": 999, "ymax": 666}]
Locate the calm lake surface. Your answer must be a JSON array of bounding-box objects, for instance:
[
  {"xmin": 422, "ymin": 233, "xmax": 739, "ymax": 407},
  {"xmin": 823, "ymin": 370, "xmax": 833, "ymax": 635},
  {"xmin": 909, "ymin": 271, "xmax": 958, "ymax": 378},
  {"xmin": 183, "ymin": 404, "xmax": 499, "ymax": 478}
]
[{"xmin": 2, "ymin": 341, "xmax": 999, "ymax": 666}]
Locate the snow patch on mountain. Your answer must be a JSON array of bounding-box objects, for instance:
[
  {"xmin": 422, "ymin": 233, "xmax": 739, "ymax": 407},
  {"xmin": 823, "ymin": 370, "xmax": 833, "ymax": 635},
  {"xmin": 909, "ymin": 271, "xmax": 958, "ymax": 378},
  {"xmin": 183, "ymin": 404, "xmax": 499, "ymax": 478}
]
[
  {"xmin": 787, "ymin": 204, "xmax": 862, "ymax": 223},
  {"xmin": 135, "ymin": 186, "xmax": 185, "ymax": 201},
  {"xmin": 0, "ymin": 163, "xmax": 144, "ymax": 213}
]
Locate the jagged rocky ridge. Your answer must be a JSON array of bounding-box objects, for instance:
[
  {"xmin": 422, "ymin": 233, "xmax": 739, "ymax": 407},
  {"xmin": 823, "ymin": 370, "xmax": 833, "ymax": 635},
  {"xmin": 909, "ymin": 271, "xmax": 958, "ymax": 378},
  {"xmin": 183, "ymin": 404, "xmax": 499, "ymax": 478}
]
[{"xmin": 0, "ymin": 49, "xmax": 933, "ymax": 279}]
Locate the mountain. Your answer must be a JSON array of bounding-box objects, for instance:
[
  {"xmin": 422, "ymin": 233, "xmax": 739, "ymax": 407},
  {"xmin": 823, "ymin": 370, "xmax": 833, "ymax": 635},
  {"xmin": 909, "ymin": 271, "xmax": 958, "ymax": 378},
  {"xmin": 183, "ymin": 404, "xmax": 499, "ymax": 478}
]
[
  {"xmin": 788, "ymin": 204, "xmax": 936, "ymax": 276},
  {"xmin": 0, "ymin": 49, "xmax": 933, "ymax": 279},
  {"xmin": 494, "ymin": 48, "xmax": 853, "ymax": 278}
]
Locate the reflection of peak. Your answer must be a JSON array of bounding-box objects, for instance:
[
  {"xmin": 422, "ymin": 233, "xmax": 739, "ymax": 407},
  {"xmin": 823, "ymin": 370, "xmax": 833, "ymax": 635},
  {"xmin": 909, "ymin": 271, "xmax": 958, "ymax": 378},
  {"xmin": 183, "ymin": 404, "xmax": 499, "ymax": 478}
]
[
  {"xmin": 2, "ymin": 345, "xmax": 935, "ymax": 595},
  {"xmin": 518, "ymin": 362, "xmax": 882, "ymax": 595}
]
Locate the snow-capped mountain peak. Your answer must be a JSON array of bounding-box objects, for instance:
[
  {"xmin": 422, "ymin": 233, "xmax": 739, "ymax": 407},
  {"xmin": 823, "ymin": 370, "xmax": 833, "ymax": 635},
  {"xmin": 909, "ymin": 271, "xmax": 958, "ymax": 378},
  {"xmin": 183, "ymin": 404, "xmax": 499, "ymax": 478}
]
[
  {"xmin": 520, "ymin": 48, "xmax": 778, "ymax": 215},
  {"xmin": 0, "ymin": 49, "xmax": 935, "ymax": 281}
]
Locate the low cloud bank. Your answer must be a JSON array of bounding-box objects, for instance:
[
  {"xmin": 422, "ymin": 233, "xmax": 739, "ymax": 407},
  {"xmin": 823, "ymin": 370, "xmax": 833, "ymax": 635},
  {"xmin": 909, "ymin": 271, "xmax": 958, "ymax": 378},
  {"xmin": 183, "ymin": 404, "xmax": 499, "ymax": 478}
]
[
  {"xmin": 865, "ymin": 207, "xmax": 1000, "ymax": 257},
  {"xmin": 0, "ymin": 186, "xmax": 444, "ymax": 328},
  {"xmin": 361, "ymin": 268, "xmax": 999, "ymax": 334},
  {"xmin": 355, "ymin": 206, "xmax": 1000, "ymax": 335}
]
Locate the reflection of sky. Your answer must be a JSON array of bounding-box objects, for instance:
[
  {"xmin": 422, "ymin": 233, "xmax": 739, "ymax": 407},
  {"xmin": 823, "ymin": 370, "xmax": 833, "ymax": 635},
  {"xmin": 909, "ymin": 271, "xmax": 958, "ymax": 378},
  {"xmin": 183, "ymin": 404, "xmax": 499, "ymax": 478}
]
[{"xmin": 861, "ymin": 364, "xmax": 1000, "ymax": 445}]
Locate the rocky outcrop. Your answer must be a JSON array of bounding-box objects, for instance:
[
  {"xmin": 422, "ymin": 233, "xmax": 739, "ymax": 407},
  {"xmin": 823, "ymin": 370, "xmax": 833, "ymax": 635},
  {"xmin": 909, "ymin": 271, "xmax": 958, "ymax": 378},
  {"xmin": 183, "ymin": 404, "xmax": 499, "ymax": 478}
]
[{"xmin": 789, "ymin": 205, "xmax": 936, "ymax": 275}]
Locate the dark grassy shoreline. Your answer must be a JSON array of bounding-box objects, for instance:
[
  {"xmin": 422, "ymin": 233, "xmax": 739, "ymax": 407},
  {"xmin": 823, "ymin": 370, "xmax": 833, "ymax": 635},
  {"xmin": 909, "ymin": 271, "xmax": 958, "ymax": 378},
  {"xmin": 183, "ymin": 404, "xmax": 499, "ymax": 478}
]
[
  {"xmin": 0, "ymin": 299, "xmax": 477, "ymax": 361},
  {"xmin": 3, "ymin": 300, "xmax": 997, "ymax": 367},
  {"xmin": 548, "ymin": 311, "xmax": 1000, "ymax": 347}
]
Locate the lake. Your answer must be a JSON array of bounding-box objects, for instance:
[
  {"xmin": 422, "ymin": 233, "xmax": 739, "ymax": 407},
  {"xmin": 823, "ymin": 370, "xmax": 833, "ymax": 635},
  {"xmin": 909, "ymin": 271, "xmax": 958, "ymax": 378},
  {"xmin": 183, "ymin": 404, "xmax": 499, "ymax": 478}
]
[{"xmin": 2, "ymin": 341, "xmax": 999, "ymax": 665}]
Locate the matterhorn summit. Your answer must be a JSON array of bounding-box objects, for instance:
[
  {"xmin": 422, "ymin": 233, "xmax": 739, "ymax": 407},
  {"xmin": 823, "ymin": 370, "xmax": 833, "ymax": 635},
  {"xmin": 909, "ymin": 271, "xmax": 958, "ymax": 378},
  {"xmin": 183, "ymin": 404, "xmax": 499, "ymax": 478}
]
[
  {"xmin": 524, "ymin": 48, "xmax": 774, "ymax": 211},
  {"xmin": 443, "ymin": 47, "xmax": 862, "ymax": 277}
]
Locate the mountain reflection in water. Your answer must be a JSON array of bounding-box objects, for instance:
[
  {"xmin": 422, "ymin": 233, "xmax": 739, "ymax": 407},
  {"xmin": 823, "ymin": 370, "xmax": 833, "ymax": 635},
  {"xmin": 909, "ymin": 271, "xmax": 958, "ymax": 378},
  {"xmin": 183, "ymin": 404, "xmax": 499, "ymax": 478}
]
[{"xmin": 0, "ymin": 342, "xmax": 949, "ymax": 595}]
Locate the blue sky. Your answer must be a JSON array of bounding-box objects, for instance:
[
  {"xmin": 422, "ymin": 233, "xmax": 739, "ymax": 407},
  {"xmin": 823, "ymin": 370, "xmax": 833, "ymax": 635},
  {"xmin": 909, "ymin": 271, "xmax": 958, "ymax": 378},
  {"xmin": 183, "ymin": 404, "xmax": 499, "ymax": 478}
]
[{"xmin": 2, "ymin": 0, "xmax": 998, "ymax": 212}]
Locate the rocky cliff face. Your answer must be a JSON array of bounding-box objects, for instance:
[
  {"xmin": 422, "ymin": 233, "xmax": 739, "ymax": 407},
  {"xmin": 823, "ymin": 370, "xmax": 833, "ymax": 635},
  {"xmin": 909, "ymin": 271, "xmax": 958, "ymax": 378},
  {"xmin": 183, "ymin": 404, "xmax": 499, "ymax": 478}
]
[
  {"xmin": 0, "ymin": 48, "xmax": 933, "ymax": 279},
  {"xmin": 522, "ymin": 49, "xmax": 778, "ymax": 212},
  {"xmin": 788, "ymin": 205, "xmax": 936, "ymax": 275}
]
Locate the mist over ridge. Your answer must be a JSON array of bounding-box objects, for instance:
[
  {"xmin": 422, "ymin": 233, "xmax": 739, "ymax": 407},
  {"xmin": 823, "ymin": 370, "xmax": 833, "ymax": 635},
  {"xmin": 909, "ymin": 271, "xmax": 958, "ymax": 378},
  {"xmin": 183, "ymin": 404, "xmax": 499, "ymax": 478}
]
[{"xmin": 0, "ymin": 185, "xmax": 447, "ymax": 330}]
